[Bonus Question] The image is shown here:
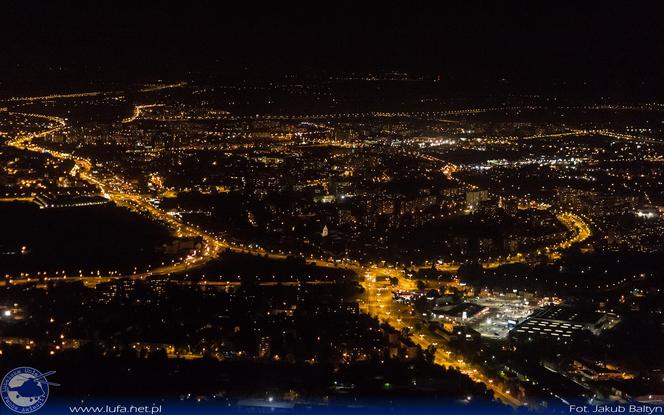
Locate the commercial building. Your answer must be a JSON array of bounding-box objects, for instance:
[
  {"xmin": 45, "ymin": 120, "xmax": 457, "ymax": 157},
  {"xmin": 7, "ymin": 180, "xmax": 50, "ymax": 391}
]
[{"xmin": 510, "ymin": 306, "xmax": 620, "ymax": 341}]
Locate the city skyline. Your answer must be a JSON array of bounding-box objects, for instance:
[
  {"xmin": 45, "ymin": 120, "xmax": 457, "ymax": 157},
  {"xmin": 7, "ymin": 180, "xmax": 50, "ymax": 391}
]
[{"xmin": 1, "ymin": 3, "xmax": 663, "ymax": 414}]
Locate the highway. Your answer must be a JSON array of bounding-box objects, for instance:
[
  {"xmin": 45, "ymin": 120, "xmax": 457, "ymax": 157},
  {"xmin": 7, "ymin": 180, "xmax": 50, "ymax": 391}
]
[{"xmin": 357, "ymin": 268, "xmax": 522, "ymax": 406}]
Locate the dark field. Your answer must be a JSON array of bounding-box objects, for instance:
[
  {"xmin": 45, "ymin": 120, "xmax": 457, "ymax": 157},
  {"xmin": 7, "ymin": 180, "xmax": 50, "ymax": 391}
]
[{"xmin": 0, "ymin": 202, "xmax": 173, "ymax": 276}]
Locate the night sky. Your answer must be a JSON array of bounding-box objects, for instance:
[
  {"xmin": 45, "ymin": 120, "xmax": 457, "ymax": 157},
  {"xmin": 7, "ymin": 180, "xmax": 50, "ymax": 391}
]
[{"xmin": 3, "ymin": 1, "xmax": 664, "ymax": 95}]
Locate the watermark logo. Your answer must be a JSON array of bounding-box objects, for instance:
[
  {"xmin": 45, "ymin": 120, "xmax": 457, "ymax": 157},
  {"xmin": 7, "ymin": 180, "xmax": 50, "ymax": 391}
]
[{"xmin": 1, "ymin": 367, "xmax": 58, "ymax": 413}]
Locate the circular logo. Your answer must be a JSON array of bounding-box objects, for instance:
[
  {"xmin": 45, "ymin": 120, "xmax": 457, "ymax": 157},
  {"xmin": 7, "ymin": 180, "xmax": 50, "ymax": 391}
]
[{"xmin": 1, "ymin": 367, "xmax": 50, "ymax": 413}]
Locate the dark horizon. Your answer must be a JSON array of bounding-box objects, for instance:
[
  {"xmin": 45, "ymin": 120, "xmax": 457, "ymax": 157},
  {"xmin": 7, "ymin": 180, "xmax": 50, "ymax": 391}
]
[{"xmin": 3, "ymin": 2, "xmax": 664, "ymax": 98}]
